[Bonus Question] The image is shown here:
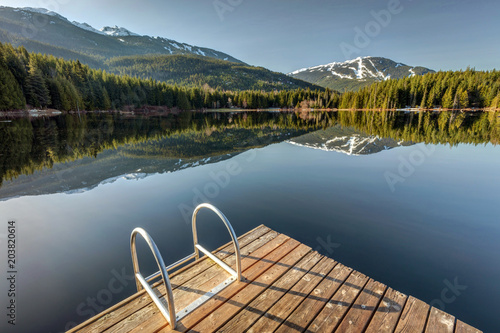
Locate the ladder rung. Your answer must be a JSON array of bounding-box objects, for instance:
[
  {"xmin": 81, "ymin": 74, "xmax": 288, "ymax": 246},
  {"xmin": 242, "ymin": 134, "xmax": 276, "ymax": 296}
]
[
  {"xmin": 146, "ymin": 253, "xmax": 196, "ymax": 282},
  {"xmin": 196, "ymin": 244, "xmax": 238, "ymax": 278}
]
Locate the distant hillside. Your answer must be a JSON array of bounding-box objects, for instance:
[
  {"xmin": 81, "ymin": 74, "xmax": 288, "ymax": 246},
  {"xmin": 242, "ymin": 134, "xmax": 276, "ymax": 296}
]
[
  {"xmin": 289, "ymin": 56, "xmax": 434, "ymax": 91},
  {"xmin": 105, "ymin": 54, "xmax": 321, "ymax": 91},
  {"xmin": 0, "ymin": 6, "xmax": 319, "ymax": 91},
  {"xmin": 0, "ymin": 6, "xmax": 241, "ymax": 62}
]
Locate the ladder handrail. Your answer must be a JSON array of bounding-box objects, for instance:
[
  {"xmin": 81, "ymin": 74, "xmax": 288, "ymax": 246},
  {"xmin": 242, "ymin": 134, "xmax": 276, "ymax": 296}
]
[
  {"xmin": 130, "ymin": 228, "xmax": 176, "ymax": 327},
  {"xmin": 192, "ymin": 203, "xmax": 242, "ymax": 281},
  {"xmin": 129, "ymin": 203, "xmax": 242, "ymax": 329}
]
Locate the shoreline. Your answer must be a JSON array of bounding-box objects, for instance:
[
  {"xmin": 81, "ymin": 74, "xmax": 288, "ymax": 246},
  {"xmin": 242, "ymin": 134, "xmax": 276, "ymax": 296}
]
[{"xmin": 0, "ymin": 107, "xmax": 498, "ymax": 119}]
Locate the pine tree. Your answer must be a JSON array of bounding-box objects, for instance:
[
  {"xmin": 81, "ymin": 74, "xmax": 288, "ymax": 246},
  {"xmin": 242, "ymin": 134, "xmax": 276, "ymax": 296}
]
[
  {"xmin": 442, "ymin": 87, "xmax": 454, "ymax": 109},
  {"xmin": 0, "ymin": 68, "xmax": 25, "ymax": 110},
  {"xmin": 26, "ymin": 64, "xmax": 51, "ymax": 108},
  {"xmin": 176, "ymin": 89, "xmax": 191, "ymax": 110},
  {"xmin": 459, "ymin": 89, "xmax": 469, "ymax": 109},
  {"xmin": 491, "ymin": 93, "xmax": 500, "ymax": 109}
]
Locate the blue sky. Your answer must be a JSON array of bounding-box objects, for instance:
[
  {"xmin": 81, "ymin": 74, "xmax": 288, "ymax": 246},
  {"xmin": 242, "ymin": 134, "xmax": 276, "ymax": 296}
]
[{"xmin": 1, "ymin": 0, "xmax": 498, "ymax": 73}]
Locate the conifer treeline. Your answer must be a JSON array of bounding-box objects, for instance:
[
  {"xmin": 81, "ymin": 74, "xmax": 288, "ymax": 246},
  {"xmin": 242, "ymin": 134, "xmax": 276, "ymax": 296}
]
[
  {"xmin": 338, "ymin": 69, "xmax": 500, "ymax": 110},
  {"xmin": 0, "ymin": 42, "xmax": 327, "ymax": 111},
  {"xmin": 0, "ymin": 42, "xmax": 499, "ymax": 111}
]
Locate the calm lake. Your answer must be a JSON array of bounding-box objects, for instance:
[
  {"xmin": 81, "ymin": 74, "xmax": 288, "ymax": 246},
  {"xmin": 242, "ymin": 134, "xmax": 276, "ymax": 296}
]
[{"xmin": 0, "ymin": 110, "xmax": 499, "ymax": 332}]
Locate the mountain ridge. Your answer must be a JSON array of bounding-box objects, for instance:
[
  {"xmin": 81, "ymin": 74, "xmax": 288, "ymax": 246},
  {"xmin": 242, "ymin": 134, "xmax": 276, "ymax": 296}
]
[
  {"xmin": 0, "ymin": 6, "xmax": 243, "ymax": 63},
  {"xmin": 289, "ymin": 56, "xmax": 435, "ymax": 91},
  {"xmin": 0, "ymin": 6, "xmax": 323, "ymax": 91}
]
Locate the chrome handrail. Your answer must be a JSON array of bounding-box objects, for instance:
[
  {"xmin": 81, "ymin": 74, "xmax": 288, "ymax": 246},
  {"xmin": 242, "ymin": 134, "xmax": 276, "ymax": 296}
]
[
  {"xmin": 192, "ymin": 203, "xmax": 242, "ymax": 281},
  {"xmin": 129, "ymin": 203, "xmax": 242, "ymax": 329},
  {"xmin": 130, "ymin": 228, "xmax": 176, "ymax": 327}
]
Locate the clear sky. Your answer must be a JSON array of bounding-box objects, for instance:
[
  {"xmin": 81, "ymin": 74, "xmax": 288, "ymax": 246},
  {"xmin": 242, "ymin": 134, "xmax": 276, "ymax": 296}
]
[{"xmin": 0, "ymin": 0, "xmax": 498, "ymax": 73}]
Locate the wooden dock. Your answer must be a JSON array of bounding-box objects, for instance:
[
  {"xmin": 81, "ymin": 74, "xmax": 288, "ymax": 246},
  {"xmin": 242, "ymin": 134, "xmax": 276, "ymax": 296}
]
[{"xmin": 69, "ymin": 225, "xmax": 482, "ymax": 333}]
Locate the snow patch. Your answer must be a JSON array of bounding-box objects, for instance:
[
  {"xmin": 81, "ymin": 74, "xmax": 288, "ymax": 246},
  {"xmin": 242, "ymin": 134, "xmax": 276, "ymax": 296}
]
[
  {"xmin": 288, "ymin": 134, "xmax": 382, "ymax": 156},
  {"xmin": 18, "ymin": 7, "xmax": 62, "ymax": 18},
  {"xmin": 331, "ymin": 71, "xmax": 353, "ymax": 79},
  {"xmin": 71, "ymin": 21, "xmax": 106, "ymax": 35},
  {"xmin": 100, "ymin": 25, "xmax": 140, "ymax": 37}
]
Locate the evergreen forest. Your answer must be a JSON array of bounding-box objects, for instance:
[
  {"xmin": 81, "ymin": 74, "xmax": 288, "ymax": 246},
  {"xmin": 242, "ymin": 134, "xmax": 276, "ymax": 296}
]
[{"xmin": 0, "ymin": 42, "xmax": 499, "ymax": 112}]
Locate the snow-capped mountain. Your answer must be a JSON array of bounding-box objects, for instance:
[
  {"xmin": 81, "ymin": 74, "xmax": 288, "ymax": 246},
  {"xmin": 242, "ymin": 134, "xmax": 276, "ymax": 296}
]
[
  {"xmin": 70, "ymin": 21, "xmax": 103, "ymax": 34},
  {"xmin": 288, "ymin": 125, "xmax": 413, "ymax": 156},
  {"xmin": 99, "ymin": 25, "xmax": 140, "ymax": 37},
  {"xmin": 0, "ymin": 6, "xmax": 242, "ymax": 63},
  {"xmin": 8, "ymin": 6, "xmax": 66, "ymax": 20},
  {"xmin": 70, "ymin": 22, "xmax": 140, "ymax": 37},
  {"xmin": 288, "ymin": 57, "xmax": 434, "ymax": 91}
]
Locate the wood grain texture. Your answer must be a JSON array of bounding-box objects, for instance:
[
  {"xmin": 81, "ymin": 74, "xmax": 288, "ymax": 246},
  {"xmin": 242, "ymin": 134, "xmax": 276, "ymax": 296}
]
[
  {"xmin": 246, "ymin": 255, "xmax": 334, "ymax": 333},
  {"xmin": 274, "ymin": 261, "xmax": 351, "ymax": 333},
  {"xmin": 335, "ymin": 278, "xmax": 387, "ymax": 333},
  {"xmin": 182, "ymin": 241, "xmax": 311, "ymax": 333},
  {"xmin": 394, "ymin": 296, "xmax": 430, "ymax": 333},
  {"xmin": 218, "ymin": 250, "xmax": 325, "ymax": 333},
  {"xmin": 305, "ymin": 270, "xmax": 369, "ymax": 333},
  {"xmin": 365, "ymin": 287, "xmax": 407, "ymax": 333},
  {"xmin": 425, "ymin": 307, "xmax": 455, "ymax": 333}
]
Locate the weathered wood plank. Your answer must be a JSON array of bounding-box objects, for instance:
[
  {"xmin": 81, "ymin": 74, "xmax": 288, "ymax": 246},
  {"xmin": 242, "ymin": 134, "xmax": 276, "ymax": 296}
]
[
  {"xmin": 165, "ymin": 232, "xmax": 283, "ymax": 312},
  {"xmin": 105, "ymin": 231, "xmax": 288, "ymax": 333},
  {"xmin": 181, "ymin": 241, "xmax": 311, "ymax": 333},
  {"xmin": 455, "ymin": 319, "xmax": 483, "ymax": 333},
  {"xmin": 274, "ymin": 261, "xmax": 351, "ymax": 333},
  {"xmin": 218, "ymin": 250, "xmax": 325, "ymax": 333},
  {"xmin": 335, "ymin": 278, "xmax": 387, "ymax": 333},
  {"xmin": 137, "ymin": 237, "xmax": 307, "ymax": 332},
  {"xmin": 305, "ymin": 270, "xmax": 369, "ymax": 333},
  {"xmin": 243, "ymin": 254, "xmax": 331, "ymax": 333},
  {"xmin": 71, "ymin": 224, "xmax": 271, "ymax": 333},
  {"xmin": 394, "ymin": 296, "xmax": 430, "ymax": 333},
  {"xmin": 425, "ymin": 307, "xmax": 455, "ymax": 333},
  {"xmin": 365, "ymin": 287, "xmax": 408, "ymax": 333}
]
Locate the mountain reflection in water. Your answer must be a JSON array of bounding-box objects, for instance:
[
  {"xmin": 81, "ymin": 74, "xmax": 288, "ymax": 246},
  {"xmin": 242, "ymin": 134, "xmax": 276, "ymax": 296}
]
[{"xmin": 1, "ymin": 110, "xmax": 498, "ymax": 200}]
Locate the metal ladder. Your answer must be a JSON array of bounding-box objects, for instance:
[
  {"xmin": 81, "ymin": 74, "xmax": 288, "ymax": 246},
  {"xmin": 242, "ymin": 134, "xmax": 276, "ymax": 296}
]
[{"xmin": 130, "ymin": 203, "xmax": 242, "ymax": 329}]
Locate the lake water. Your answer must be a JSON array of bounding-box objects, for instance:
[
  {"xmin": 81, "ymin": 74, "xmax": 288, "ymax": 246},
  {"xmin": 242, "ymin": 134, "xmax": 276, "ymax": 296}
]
[{"xmin": 0, "ymin": 110, "xmax": 499, "ymax": 332}]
